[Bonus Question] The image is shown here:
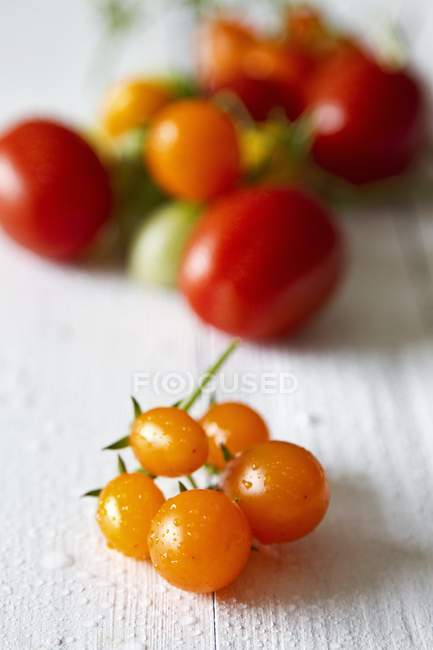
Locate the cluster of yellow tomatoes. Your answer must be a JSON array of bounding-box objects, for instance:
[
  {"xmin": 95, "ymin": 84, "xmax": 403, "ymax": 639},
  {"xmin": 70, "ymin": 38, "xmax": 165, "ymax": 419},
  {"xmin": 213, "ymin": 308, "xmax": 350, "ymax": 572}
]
[{"xmin": 87, "ymin": 343, "xmax": 329, "ymax": 593}]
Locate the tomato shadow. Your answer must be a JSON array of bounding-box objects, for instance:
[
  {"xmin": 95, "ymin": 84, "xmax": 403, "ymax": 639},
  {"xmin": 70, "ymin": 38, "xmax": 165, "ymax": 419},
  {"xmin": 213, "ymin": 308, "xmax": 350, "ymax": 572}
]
[
  {"xmin": 216, "ymin": 477, "xmax": 432, "ymax": 610},
  {"xmin": 268, "ymin": 203, "xmax": 433, "ymax": 354}
]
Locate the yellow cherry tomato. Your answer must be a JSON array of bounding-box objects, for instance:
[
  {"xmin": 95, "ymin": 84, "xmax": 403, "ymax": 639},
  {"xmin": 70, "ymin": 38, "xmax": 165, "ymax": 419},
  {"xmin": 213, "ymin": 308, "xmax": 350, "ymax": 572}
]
[
  {"xmin": 96, "ymin": 472, "xmax": 164, "ymax": 559},
  {"xmin": 200, "ymin": 401, "xmax": 269, "ymax": 469},
  {"xmin": 223, "ymin": 440, "xmax": 330, "ymax": 543},
  {"xmin": 101, "ymin": 78, "xmax": 172, "ymax": 138},
  {"xmin": 148, "ymin": 489, "xmax": 252, "ymax": 592},
  {"xmin": 130, "ymin": 407, "xmax": 209, "ymax": 477}
]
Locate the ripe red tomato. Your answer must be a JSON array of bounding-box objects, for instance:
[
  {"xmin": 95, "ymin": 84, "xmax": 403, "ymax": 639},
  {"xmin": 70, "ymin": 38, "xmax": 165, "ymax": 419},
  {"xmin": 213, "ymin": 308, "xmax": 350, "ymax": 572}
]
[
  {"xmin": 308, "ymin": 51, "xmax": 425, "ymax": 184},
  {"xmin": 0, "ymin": 119, "xmax": 113, "ymax": 259},
  {"xmin": 242, "ymin": 41, "xmax": 314, "ymax": 120},
  {"xmin": 179, "ymin": 186, "xmax": 344, "ymax": 339}
]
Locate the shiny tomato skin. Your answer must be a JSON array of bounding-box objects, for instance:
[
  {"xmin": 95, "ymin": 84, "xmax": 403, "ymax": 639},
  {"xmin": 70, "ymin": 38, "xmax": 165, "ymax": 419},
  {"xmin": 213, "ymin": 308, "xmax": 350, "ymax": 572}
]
[
  {"xmin": 200, "ymin": 401, "xmax": 270, "ymax": 469},
  {"xmin": 148, "ymin": 489, "xmax": 252, "ymax": 593},
  {"xmin": 146, "ymin": 100, "xmax": 241, "ymax": 201},
  {"xmin": 97, "ymin": 472, "xmax": 165, "ymax": 560},
  {"xmin": 223, "ymin": 440, "xmax": 330, "ymax": 544},
  {"xmin": 0, "ymin": 119, "xmax": 113, "ymax": 259},
  {"xmin": 101, "ymin": 78, "xmax": 172, "ymax": 137},
  {"xmin": 179, "ymin": 186, "xmax": 344, "ymax": 339},
  {"xmin": 309, "ymin": 52, "xmax": 425, "ymax": 184},
  {"xmin": 130, "ymin": 406, "xmax": 209, "ymax": 478}
]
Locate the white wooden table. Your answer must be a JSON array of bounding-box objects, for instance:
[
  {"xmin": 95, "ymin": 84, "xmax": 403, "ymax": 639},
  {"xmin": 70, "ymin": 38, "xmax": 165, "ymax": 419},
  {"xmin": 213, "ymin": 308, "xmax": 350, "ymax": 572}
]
[{"xmin": 1, "ymin": 2, "xmax": 433, "ymax": 649}]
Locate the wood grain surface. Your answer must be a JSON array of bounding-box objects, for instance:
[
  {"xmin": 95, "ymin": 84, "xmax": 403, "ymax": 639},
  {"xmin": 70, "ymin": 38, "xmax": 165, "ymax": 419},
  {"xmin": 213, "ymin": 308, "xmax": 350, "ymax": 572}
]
[{"xmin": 1, "ymin": 2, "xmax": 433, "ymax": 649}]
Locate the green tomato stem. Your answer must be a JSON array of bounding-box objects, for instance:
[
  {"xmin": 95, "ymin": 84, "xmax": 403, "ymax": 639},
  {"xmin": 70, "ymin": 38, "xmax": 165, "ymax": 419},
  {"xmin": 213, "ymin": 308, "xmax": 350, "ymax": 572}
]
[
  {"xmin": 180, "ymin": 340, "xmax": 240, "ymax": 412},
  {"xmin": 186, "ymin": 474, "xmax": 198, "ymax": 489},
  {"xmin": 136, "ymin": 467, "xmax": 157, "ymax": 479},
  {"xmin": 220, "ymin": 443, "xmax": 234, "ymax": 463}
]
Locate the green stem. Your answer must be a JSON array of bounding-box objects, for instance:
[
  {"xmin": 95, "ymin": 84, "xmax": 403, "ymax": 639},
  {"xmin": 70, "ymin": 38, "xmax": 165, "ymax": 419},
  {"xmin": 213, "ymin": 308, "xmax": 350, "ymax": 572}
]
[
  {"xmin": 180, "ymin": 340, "xmax": 240, "ymax": 412},
  {"xmin": 186, "ymin": 474, "xmax": 198, "ymax": 489},
  {"xmin": 220, "ymin": 443, "xmax": 235, "ymax": 463}
]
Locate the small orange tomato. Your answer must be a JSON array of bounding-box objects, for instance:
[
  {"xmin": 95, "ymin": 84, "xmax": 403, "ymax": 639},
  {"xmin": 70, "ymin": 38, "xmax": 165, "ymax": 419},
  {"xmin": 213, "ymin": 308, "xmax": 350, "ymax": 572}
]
[
  {"xmin": 101, "ymin": 78, "xmax": 171, "ymax": 137},
  {"xmin": 223, "ymin": 440, "xmax": 330, "ymax": 544},
  {"xmin": 285, "ymin": 6, "xmax": 327, "ymax": 51},
  {"xmin": 96, "ymin": 472, "xmax": 164, "ymax": 559},
  {"xmin": 148, "ymin": 489, "xmax": 252, "ymax": 592},
  {"xmin": 146, "ymin": 99, "xmax": 241, "ymax": 200},
  {"xmin": 130, "ymin": 407, "xmax": 209, "ymax": 477},
  {"xmin": 200, "ymin": 402, "xmax": 269, "ymax": 469},
  {"xmin": 196, "ymin": 18, "xmax": 258, "ymax": 90}
]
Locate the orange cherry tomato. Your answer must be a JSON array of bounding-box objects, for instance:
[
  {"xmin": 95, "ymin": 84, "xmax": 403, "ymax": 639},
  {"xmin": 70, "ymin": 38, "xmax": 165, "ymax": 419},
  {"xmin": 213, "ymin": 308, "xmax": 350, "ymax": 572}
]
[
  {"xmin": 200, "ymin": 402, "xmax": 269, "ymax": 469},
  {"xmin": 197, "ymin": 18, "xmax": 311, "ymax": 121},
  {"xmin": 101, "ymin": 78, "xmax": 172, "ymax": 137},
  {"xmin": 148, "ymin": 489, "xmax": 252, "ymax": 592},
  {"xmin": 285, "ymin": 6, "xmax": 327, "ymax": 51},
  {"xmin": 285, "ymin": 6, "xmax": 363, "ymax": 62},
  {"xmin": 130, "ymin": 407, "xmax": 209, "ymax": 478},
  {"xmin": 223, "ymin": 441, "xmax": 330, "ymax": 544},
  {"xmin": 196, "ymin": 18, "xmax": 258, "ymax": 90},
  {"xmin": 146, "ymin": 99, "xmax": 241, "ymax": 200},
  {"xmin": 96, "ymin": 472, "xmax": 164, "ymax": 559}
]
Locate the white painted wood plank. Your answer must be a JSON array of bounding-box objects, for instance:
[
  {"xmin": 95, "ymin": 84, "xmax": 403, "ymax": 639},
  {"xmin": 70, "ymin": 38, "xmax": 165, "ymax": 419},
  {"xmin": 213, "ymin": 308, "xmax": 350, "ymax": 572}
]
[
  {"xmin": 214, "ymin": 208, "xmax": 433, "ymax": 650},
  {"xmin": 1, "ymin": 1, "xmax": 433, "ymax": 649},
  {"xmin": 0, "ymin": 236, "xmax": 217, "ymax": 650}
]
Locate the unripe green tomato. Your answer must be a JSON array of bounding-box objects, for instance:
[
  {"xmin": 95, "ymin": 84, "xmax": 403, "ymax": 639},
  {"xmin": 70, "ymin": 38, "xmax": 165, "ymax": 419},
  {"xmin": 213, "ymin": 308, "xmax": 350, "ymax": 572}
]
[{"xmin": 129, "ymin": 202, "xmax": 201, "ymax": 287}]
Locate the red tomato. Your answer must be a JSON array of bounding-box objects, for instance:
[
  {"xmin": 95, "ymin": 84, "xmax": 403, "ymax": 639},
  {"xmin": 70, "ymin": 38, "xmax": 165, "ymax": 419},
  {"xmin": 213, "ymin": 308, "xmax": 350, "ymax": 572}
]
[
  {"xmin": 243, "ymin": 41, "xmax": 314, "ymax": 120},
  {"xmin": 179, "ymin": 186, "xmax": 344, "ymax": 339},
  {"xmin": 308, "ymin": 52, "xmax": 425, "ymax": 184},
  {"xmin": 0, "ymin": 119, "xmax": 113, "ymax": 259}
]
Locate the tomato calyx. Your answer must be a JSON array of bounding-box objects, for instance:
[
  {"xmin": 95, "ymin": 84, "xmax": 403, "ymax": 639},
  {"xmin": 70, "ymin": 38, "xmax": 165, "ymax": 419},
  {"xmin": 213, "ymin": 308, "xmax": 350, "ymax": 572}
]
[
  {"xmin": 204, "ymin": 463, "xmax": 221, "ymax": 476},
  {"xmin": 131, "ymin": 395, "xmax": 142, "ymax": 418},
  {"xmin": 178, "ymin": 481, "xmax": 188, "ymax": 493},
  {"xmin": 243, "ymin": 113, "xmax": 315, "ymax": 186},
  {"xmin": 82, "ymin": 453, "xmax": 129, "ymax": 498},
  {"xmin": 136, "ymin": 467, "xmax": 156, "ymax": 479},
  {"xmin": 220, "ymin": 443, "xmax": 235, "ymax": 463},
  {"xmin": 117, "ymin": 454, "xmax": 128, "ymax": 474},
  {"xmin": 82, "ymin": 488, "xmax": 103, "ymax": 498},
  {"xmin": 103, "ymin": 435, "xmax": 130, "ymax": 451}
]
